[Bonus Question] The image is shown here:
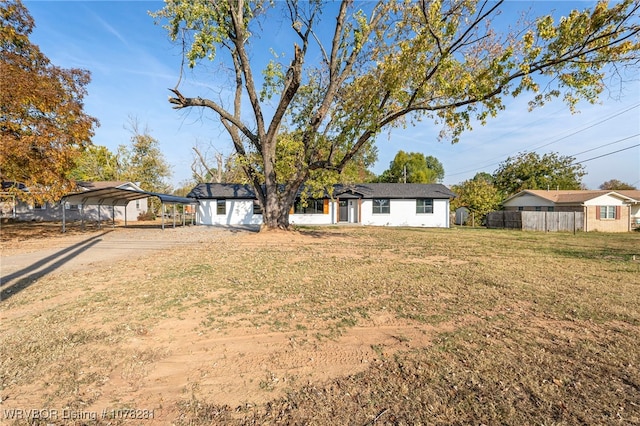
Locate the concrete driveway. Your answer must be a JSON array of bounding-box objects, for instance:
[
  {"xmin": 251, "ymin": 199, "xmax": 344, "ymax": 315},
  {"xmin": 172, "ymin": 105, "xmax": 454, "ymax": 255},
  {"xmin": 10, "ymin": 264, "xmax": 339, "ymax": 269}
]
[{"xmin": 0, "ymin": 226, "xmax": 245, "ymax": 300}]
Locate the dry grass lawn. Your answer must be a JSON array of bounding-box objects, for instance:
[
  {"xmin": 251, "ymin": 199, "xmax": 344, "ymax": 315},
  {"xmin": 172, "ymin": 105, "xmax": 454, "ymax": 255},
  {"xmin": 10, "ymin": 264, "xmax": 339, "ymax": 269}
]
[{"xmin": 1, "ymin": 222, "xmax": 639, "ymax": 425}]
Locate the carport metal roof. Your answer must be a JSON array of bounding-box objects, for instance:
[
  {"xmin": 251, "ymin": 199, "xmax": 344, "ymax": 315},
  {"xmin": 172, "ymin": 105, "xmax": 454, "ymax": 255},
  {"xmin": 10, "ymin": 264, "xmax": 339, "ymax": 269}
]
[
  {"xmin": 60, "ymin": 187, "xmax": 199, "ymax": 232},
  {"xmin": 61, "ymin": 187, "xmax": 198, "ymax": 206}
]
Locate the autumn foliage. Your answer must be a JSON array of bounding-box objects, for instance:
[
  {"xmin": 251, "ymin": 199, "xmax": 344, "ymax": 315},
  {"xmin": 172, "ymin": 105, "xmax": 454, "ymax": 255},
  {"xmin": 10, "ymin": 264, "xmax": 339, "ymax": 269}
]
[{"xmin": 0, "ymin": 0, "xmax": 98, "ymax": 203}]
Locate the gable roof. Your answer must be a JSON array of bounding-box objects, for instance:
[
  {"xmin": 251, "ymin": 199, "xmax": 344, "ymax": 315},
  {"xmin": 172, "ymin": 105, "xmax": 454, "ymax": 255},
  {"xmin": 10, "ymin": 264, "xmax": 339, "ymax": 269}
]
[
  {"xmin": 504, "ymin": 189, "xmax": 639, "ymax": 205},
  {"xmin": 76, "ymin": 181, "xmax": 138, "ymax": 191},
  {"xmin": 335, "ymin": 183, "xmax": 456, "ymax": 199},
  {"xmin": 617, "ymin": 190, "xmax": 640, "ymax": 202},
  {"xmin": 188, "ymin": 182, "xmax": 456, "ymax": 200},
  {"xmin": 187, "ymin": 183, "xmax": 257, "ymax": 199}
]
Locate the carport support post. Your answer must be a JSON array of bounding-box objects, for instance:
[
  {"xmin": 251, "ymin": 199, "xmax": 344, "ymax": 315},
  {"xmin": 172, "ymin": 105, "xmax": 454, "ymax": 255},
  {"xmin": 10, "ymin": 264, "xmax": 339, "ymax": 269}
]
[
  {"xmin": 112, "ymin": 205, "xmax": 115, "ymax": 228},
  {"xmin": 62, "ymin": 202, "xmax": 66, "ymax": 233},
  {"xmin": 172, "ymin": 204, "xmax": 176, "ymax": 228},
  {"xmin": 161, "ymin": 203, "xmax": 165, "ymax": 230}
]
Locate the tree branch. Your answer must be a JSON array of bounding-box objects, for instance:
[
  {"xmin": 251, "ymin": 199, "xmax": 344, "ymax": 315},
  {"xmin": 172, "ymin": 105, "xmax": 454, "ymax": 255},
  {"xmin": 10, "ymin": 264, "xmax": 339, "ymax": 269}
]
[
  {"xmin": 228, "ymin": 0, "xmax": 266, "ymax": 142},
  {"xmin": 168, "ymin": 87, "xmax": 259, "ymax": 147},
  {"xmin": 307, "ymin": 1, "xmax": 390, "ymax": 135},
  {"xmin": 266, "ymin": 45, "xmax": 303, "ymax": 143},
  {"xmin": 192, "ymin": 147, "xmax": 217, "ymax": 183}
]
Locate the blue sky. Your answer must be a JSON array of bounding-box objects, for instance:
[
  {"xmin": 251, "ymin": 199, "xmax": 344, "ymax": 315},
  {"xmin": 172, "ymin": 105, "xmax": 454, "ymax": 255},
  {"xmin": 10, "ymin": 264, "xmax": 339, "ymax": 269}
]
[{"xmin": 24, "ymin": 1, "xmax": 640, "ymax": 190}]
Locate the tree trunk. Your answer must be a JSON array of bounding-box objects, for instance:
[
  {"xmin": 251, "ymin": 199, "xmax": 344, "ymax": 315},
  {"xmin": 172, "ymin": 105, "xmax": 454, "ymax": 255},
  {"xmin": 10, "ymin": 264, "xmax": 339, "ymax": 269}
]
[
  {"xmin": 260, "ymin": 173, "xmax": 303, "ymax": 230},
  {"xmin": 259, "ymin": 139, "xmax": 301, "ymax": 230},
  {"xmin": 261, "ymin": 195, "xmax": 291, "ymax": 230}
]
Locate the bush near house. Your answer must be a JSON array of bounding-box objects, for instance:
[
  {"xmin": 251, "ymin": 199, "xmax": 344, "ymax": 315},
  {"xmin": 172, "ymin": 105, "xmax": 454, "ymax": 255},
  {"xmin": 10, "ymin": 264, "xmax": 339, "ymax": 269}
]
[{"xmin": 137, "ymin": 210, "xmax": 156, "ymax": 221}]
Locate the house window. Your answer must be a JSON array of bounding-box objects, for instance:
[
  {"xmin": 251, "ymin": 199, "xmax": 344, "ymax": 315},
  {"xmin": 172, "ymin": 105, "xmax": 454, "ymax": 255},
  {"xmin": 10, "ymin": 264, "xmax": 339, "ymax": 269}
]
[
  {"xmin": 136, "ymin": 200, "xmax": 140, "ymax": 209},
  {"xmin": 253, "ymin": 201, "xmax": 263, "ymax": 215},
  {"xmin": 65, "ymin": 203, "xmax": 79, "ymax": 210},
  {"xmin": 34, "ymin": 202, "xmax": 46, "ymax": 210},
  {"xmin": 294, "ymin": 199, "xmax": 323, "ymax": 214},
  {"xmin": 518, "ymin": 207, "xmax": 524, "ymax": 211},
  {"xmin": 599, "ymin": 206, "xmax": 616, "ymax": 219},
  {"xmin": 547, "ymin": 207, "xmax": 554, "ymax": 212},
  {"xmin": 416, "ymin": 198, "xmax": 433, "ymax": 214},
  {"xmin": 372, "ymin": 199, "xmax": 390, "ymax": 214},
  {"xmin": 216, "ymin": 199, "xmax": 226, "ymax": 215},
  {"xmin": 535, "ymin": 206, "xmax": 542, "ymax": 212}
]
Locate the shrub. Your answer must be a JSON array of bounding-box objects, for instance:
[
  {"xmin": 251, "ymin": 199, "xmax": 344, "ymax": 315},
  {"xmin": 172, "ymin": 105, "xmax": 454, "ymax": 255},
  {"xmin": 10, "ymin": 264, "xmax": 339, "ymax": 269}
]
[{"xmin": 137, "ymin": 210, "xmax": 156, "ymax": 221}]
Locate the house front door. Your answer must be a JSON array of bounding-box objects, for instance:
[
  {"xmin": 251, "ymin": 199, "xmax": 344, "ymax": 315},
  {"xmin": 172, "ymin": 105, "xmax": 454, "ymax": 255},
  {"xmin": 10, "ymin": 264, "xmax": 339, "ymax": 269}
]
[{"xmin": 339, "ymin": 200, "xmax": 348, "ymax": 222}]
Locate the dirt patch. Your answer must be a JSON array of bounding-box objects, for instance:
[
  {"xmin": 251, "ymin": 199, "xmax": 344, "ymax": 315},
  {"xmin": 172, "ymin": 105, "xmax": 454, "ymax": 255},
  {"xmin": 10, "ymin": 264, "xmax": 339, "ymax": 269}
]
[{"xmin": 86, "ymin": 315, "xmax": 457, "ymax": 412}]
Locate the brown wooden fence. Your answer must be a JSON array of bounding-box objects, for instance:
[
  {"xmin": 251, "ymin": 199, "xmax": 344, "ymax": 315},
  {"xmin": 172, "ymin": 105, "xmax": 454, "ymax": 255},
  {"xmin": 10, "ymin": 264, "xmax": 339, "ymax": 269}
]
[{"xmin": 486, "ymin": 211, "xmax": 584, "ymax": 232}]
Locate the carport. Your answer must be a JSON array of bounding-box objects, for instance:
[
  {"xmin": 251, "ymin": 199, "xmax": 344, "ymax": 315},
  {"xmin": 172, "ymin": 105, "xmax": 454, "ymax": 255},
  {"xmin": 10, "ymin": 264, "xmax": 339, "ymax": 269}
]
[{"xmin": 60, "ymin": 187, "xmax": 199, "ymax": 232}]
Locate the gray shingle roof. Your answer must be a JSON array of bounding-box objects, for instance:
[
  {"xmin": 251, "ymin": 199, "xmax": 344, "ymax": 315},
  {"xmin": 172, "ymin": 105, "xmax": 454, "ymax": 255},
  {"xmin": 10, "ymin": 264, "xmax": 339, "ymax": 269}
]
[
  {"xmin": 335, "ymin": 183, "xmax": 456, "ymax": 199},
  {"xmin": 187, "ymin": 183, "xmax": 257, "ymax": 199},
  {"xmin": 188, "ymin": 183, "xmax": 456, "ymax": 200}
]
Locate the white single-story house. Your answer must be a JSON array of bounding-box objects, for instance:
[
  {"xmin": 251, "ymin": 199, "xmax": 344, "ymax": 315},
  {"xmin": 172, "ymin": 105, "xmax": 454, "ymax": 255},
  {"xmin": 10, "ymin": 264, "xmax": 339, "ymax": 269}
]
[
  {"xmin": 1, "ymin": 181, "xmax": 149, "ymax": 222},
  {"xmin": 187, "ymin": 183, "xmax": 456, "ymax": 228},
  {"xmin": 502, "ymin": 189, "xmax": 640, "ymax": 232}
]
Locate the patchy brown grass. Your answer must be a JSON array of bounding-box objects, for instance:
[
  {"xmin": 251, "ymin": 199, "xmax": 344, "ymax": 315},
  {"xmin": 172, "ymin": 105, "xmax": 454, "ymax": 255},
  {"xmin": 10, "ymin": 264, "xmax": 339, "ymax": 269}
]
[{"xmin": 1, "ymin": 224, "xmax": 639, "ymax": 425}]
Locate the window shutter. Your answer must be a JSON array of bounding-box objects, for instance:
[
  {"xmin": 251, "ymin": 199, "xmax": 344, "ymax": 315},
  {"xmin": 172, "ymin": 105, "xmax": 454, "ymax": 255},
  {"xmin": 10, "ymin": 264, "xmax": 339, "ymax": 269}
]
[
  {"xmin": 323, "ymin": 199, "xmax": 329, "ymax": 214},
  {"xmin": 597, "ymin": 206, "xmax": 601, "ymax": 220},
  {"xmin": 616, "ymin": 205, "xmax": 621, "ymax": 220}
]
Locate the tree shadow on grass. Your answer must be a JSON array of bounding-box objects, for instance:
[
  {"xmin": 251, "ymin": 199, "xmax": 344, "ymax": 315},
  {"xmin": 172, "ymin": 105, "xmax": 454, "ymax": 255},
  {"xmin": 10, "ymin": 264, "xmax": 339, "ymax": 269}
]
[
  {"xmin": 551, "ymin": 246, "xmax": 638, "ymax": 262},
  {"xmin": 0, "ymin": 231, "xmax": 111, "ymax": 301}
]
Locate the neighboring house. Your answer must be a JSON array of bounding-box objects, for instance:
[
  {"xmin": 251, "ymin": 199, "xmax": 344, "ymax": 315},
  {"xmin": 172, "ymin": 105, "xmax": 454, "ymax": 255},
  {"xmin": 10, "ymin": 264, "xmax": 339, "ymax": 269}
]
[
  {"xmin": 502, "ymin": 189, "xmax": 640, "ymax": 232},
  {"xmin": 187, "ymin": 183, "xmax": 456, "ymax": 228},
  {"xmin": 1, "ymin": 181, "xmax": 148, "ymax": 222}
]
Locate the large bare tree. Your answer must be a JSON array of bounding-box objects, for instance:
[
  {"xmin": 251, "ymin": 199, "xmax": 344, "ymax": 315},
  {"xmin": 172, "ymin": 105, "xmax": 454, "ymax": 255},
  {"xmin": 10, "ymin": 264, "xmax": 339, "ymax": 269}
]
[{"xmin": 152, "ymin": 0, "xmax": 640, "ymax": 230}]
